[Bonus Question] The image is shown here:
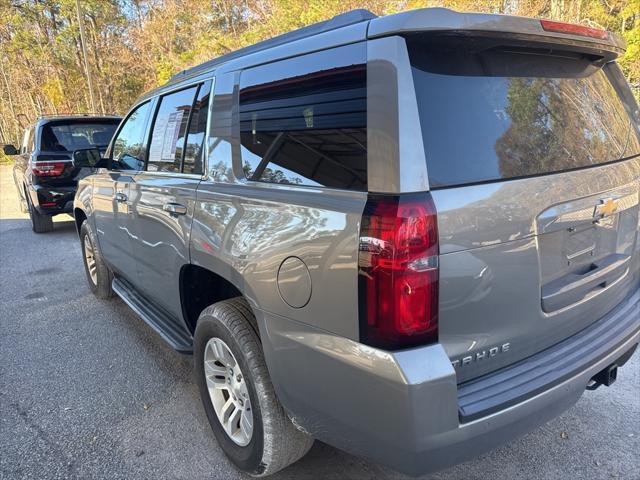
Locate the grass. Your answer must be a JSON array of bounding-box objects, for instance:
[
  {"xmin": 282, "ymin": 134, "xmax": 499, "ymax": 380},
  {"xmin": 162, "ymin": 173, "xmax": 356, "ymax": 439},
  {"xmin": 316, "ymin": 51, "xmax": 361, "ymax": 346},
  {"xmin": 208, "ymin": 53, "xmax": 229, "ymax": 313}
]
[{"xmin": 0, "ymin": 152, "xmax": 15, "ymax": 165}]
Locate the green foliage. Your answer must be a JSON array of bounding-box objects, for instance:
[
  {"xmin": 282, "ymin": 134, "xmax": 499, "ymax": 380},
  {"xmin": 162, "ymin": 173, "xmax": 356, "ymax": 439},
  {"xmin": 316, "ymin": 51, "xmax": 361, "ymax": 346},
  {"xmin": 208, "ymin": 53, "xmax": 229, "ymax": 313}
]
[
  {"xmin": 155, "ymin": 60, "xmax": 176, "ymax": 86},
  {"xmin": 42, "ymin": 79, "xmax": 65, "ymax": 109},
  {"xmin": 0, "ymin": 151, "xmax": 12, "ymax": 165}
]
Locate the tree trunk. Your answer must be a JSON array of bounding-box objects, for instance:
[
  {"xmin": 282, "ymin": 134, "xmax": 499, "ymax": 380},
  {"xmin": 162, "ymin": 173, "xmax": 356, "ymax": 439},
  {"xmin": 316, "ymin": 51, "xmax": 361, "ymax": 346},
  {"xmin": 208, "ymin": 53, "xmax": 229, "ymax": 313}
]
[{"xmin": 0, "ymin": 62, "xmax": 20, "ymax": 141}]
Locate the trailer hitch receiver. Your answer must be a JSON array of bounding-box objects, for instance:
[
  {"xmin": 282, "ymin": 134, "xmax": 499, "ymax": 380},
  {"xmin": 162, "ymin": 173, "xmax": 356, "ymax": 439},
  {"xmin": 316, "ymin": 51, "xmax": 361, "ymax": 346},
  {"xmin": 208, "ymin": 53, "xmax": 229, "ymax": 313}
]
[{"xmin": 586, "ymin": 364, "xmax": 618, "ymax": 391}]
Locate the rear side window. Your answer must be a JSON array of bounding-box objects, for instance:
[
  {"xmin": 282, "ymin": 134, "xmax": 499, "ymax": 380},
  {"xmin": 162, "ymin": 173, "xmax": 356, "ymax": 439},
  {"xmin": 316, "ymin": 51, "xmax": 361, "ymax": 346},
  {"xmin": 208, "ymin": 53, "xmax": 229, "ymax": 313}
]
[
  {"xmin": 183, "ymin": 81, "xmax": 211, "ymax": 175},
  {"xmin": 147, "ymin": 81, "xmax": 211, "ymax": 175},
  {"xmin": 148, "ymin": 86, "xmax": 198, "ymax": 173},
  {"xmin": 239, "ymin": 43, "xmax": 367, "ymax": 191},
  {"xmin": 408, "ymin": 42, "xmax": 640, "ymax": 188}
]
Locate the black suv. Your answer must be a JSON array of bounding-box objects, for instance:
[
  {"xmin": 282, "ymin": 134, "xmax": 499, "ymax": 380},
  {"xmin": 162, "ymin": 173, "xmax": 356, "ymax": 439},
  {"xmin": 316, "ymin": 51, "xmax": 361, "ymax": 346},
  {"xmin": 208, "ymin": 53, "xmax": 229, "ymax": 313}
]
[{"xmin": 4, "ymin": 115, "xmax": 121, "ymax": 233}]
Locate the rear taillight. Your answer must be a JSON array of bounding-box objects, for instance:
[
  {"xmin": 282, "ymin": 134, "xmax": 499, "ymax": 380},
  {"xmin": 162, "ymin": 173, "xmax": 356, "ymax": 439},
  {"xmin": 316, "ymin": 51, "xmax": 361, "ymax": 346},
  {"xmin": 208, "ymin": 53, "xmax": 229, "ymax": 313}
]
[
  {"xmin": 540, "ymin": 19, "xmax": 609, "ymax": 40},
  {"xmin": 358, "ymin": 193, "xmax": 439, "ymax": 349},
  {"xmin": 32, "ymin": 162, "xmax": 66, "ymax": 177}
]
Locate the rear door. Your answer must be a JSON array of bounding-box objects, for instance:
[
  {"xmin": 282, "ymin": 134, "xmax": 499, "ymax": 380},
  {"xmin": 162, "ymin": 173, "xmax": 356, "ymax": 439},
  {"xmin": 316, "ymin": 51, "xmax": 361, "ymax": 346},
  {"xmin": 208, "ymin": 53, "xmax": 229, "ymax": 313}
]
[
  {"xmin": 92, "ymin": 101, "xmax": 153, "ymax": 284},
  {"xmin": 407, "ymin": 39, "xmax": 640, "ymax": 382},
  {"xmin": 128, "ymin": 80, "xmax": 211, "ymax": 320}
]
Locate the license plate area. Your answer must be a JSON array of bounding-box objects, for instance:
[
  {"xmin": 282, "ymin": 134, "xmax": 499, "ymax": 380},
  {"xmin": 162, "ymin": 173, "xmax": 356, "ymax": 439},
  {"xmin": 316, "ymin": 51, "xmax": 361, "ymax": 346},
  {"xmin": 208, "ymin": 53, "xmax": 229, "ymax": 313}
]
[
  {"xmin": 563, "ymin": 224, "xmax": 597, "ymax": 262},
  {"xmin": 536, "ymin": 185, "xmax": 638, "ymax": 313}
]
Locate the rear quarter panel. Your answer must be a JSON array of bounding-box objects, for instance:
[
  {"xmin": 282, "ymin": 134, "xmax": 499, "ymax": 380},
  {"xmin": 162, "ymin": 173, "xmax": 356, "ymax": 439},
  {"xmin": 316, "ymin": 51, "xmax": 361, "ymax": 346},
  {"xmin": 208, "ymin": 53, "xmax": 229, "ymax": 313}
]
[
  {"xmin": 191, "ymin": 182, "xmax": 366, "ymax": 340},
  {"xmin": 192, "ymin": 70, "xmax": 367, "ymax": 340}
]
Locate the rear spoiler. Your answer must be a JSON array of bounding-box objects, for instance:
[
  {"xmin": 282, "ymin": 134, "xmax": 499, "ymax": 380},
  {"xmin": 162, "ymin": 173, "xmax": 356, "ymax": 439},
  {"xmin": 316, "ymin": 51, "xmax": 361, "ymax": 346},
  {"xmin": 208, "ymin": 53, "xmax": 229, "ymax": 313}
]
[{"xmin": 368, "ymin": 8, "xmax": 625, "ymax": 61}]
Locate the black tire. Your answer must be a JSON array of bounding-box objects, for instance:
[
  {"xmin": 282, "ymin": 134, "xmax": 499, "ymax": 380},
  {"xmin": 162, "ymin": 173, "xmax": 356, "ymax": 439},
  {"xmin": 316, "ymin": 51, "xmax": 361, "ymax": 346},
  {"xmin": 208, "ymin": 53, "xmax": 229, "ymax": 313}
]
[
  {"xmin": 27, "ymin": 195, "xmax": 53, "ymax": 233},
  {"xmin": 194, "ymin": 298, "xmax": 313, "ymax": 476},
  {"xmin": 79, "ymin": 220, "xmax": 113, "ymax": 299},
  {"xmin": 18, "ymin": 186, "xmax": 28, "ymax": 214}
]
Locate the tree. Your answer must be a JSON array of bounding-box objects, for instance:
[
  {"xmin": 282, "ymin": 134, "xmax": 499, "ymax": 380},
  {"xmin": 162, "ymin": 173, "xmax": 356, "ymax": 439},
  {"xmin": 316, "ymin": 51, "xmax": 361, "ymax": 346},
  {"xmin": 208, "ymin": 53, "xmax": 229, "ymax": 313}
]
[{"xmin": 1, "ymin": 0, "xmax": 638, "ymax": 150}]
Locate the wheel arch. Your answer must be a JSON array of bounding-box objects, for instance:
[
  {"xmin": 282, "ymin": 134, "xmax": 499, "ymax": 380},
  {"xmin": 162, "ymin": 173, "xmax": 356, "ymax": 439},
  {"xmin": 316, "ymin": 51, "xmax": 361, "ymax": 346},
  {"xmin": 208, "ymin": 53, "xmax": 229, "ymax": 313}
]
[
  {"xmin": 180, "ymin": 264, "xmax": 258, "ymax": 336},
  {"xmin": 73, "ymin": 207, "xmax": 87, "ymax": 237}
]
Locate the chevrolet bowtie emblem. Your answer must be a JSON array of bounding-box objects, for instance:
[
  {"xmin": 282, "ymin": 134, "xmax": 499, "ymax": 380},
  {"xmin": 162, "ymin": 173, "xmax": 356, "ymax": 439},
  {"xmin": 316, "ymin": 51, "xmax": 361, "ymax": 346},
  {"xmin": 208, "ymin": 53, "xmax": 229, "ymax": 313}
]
[{"xmin": 594, "ymin": 198, "xmax": 618, "ymax": 218}]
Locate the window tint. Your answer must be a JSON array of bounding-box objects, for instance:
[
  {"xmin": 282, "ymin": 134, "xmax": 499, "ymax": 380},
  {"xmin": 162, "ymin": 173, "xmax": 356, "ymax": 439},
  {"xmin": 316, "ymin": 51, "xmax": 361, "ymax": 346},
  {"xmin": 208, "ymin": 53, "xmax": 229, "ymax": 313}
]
[
  {"xmin": 112, "ymin": 102, "xmax": 152, "ymax": 171},
  {"xmin": 408, "ymin": 42, "xmax": 640, "ymax": 188},
  {"xmin": 239, "ymin": 44, "xmax": 367, "ymax": 190},
  {"xmin": 147, "ymin": 86, "xmax": 197, "ymax": 173},
  {"xmin": 40, "ymin": 122, "xmax": 118, "ymax": 151},
  {"xmin": 183, "ymin": 81, "xmax": 211, "ymax": 175}
]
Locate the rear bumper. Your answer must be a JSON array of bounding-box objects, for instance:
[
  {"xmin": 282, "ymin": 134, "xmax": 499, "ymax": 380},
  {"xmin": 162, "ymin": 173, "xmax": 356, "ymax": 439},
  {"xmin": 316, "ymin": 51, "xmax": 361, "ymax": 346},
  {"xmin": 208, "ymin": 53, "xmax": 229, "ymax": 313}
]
[
  {"xmin": 457, "ymin": 286, "xmax": 640, "ymax": 422},
  {"xmin": 29, "ymin": 183, "xmax": 75, "ymax": 215},
  {"xmin": 258, "ymin": 288, "xmax": 639, "ymax": 475}
]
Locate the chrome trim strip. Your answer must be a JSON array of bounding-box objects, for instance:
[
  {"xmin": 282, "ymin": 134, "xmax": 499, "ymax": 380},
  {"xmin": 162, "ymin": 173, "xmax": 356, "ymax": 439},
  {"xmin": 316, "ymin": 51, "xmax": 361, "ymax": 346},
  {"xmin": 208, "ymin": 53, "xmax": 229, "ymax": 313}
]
[{"xmin": 136, "ymin": 170, "xmax": 205, "ymax": 180}]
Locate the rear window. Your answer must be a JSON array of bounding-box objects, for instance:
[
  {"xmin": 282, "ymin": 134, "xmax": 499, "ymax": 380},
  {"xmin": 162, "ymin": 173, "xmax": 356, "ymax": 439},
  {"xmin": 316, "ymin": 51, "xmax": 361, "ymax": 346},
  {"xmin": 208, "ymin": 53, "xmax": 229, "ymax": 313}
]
[
  {"xmin": 41, "ymin": 121, "xmax": 119, "ymax": 152},
  {"xmin": 408, "ymin": 43, "xmax": 640, "ymax": 188}
]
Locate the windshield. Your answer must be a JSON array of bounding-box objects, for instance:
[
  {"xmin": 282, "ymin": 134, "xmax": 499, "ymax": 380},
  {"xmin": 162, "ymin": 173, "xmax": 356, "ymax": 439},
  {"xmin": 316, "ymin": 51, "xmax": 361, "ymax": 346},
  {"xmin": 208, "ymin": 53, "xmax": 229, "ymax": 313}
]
[
  {"xmin": 40, "ymin": 121, "xmax": 119, "ymax": 152},
  {"xmin": 408, "ymin": 43, "xmax": 640, "ymax": 188}
]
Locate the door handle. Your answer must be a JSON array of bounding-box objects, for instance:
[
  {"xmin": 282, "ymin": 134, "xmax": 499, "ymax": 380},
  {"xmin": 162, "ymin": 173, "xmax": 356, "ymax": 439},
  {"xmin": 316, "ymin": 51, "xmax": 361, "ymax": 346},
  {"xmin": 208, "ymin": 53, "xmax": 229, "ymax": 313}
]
[
  {"xmin": 163, "ymin": 203, "xmax": 187, "ymax": 216},
  {"xmin": 115, "ymin": 192, "xmax": 128, "ymax": 203}
]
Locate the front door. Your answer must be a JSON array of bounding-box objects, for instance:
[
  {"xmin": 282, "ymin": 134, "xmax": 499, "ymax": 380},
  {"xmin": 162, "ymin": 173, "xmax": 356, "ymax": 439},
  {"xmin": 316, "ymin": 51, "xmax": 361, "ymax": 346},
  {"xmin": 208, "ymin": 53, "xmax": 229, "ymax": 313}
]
[
  {"xmin": 92, "ymin": 173, "xmax": 139, "ymax": 282},
  {"xmin": 92, "ymin": 100, "xmax": 153, "ymax": 284}
]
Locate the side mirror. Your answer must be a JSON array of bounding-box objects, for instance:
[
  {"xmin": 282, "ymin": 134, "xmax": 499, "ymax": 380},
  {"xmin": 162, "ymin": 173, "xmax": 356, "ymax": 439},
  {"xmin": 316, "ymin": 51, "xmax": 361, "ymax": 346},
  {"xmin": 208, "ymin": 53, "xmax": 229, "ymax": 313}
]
[
  {"xmin": 2, "ymin": 144, "xmax": 18, "ymax": 156},
  {"xmin": 72, "ymin": 148, "xmax": 104, "ymax": 168}
]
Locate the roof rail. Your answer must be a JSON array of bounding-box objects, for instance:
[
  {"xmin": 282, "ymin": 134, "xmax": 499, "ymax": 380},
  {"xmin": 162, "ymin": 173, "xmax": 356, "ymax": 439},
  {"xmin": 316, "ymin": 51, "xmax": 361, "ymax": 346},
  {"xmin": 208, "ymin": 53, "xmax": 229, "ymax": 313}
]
[
  {"xmin": 169, "ymin": 9, "xmax": 376, "ymax": 82},
  {"xmin": 36, "ymin": 113, "xmax": 119, "ymax": 119}
]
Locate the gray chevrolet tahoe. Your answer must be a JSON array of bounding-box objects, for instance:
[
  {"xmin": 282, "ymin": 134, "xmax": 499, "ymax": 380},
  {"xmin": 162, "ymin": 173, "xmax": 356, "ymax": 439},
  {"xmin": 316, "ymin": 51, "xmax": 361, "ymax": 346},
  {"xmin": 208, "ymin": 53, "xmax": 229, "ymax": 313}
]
[{"xmin": 73, "ymin": 8, "xmax": 640, "ymax": 477}]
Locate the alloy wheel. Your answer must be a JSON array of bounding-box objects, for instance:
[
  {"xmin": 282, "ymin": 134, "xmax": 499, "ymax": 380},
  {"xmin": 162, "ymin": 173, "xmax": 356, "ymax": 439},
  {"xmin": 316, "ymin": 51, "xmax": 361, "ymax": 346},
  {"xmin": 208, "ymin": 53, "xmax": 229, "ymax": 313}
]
[
  {"xmin": 204, "ymin": 337, "xmax": 254, "ymax": 446},
  {"xmin": 83, "ymin": 235, "xmax": 98, "ymax": 285}
]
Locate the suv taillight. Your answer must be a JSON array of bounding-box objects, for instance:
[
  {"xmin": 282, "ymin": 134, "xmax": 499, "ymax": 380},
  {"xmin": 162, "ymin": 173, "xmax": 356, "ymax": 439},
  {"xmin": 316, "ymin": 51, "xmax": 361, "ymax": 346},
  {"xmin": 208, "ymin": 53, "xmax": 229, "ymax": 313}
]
[
  {"xmin": 32, "ymin": 162, "xmax": 66, "ymax": 177},
  {"xmin": 358, "ymin": 193, "xmax": 439, "ymax": 349}
]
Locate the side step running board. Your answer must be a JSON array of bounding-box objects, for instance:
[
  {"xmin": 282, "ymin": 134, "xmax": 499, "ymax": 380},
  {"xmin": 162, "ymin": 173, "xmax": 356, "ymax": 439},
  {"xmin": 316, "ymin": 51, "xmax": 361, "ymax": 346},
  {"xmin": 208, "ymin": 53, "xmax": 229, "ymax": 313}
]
[{"xmin": 112, "ymin": 277, "xmax": 193, "ymax": 353}]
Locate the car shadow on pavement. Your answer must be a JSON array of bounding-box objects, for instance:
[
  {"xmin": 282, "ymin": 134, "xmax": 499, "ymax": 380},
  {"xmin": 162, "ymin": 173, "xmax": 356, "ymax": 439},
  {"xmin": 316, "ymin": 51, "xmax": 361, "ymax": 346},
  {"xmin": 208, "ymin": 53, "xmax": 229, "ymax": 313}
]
[
  {"xmin": 0, "ymin": 218, "xmax": 77, "ymax": 234},
  {"xmin": 49, "ymin": 219, "xmax": 78, "ymax": 235}
]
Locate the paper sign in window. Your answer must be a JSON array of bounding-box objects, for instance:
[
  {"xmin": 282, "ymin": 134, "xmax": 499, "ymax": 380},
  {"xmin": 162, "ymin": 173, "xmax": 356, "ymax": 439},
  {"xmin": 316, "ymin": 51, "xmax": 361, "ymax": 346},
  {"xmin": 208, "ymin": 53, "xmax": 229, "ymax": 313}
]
[{"xmin": 149, "ymin": 111, "xmax": 184, "ymax": 163}]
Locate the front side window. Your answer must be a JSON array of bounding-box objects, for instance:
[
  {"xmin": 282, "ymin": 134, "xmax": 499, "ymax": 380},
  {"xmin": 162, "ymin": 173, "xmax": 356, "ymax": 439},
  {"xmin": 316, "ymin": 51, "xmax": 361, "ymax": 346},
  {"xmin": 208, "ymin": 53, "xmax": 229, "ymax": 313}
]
[
  {"xmin": 112, "ymin": 102, "xmax": 152, "ymax": 171},
  {"xmin": 147, "ymin": 86, "xmax": 197, "ymax": 173},
  {"xmin": 239, "ymin": 44, "xmax": 367, "ymax": 191}
]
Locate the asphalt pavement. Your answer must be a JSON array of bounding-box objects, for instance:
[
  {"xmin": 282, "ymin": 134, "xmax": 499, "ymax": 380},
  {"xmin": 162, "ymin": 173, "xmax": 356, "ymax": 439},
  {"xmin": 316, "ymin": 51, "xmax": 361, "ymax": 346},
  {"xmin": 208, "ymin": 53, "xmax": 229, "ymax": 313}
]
[{"xmin": 0, "ymin": 164, "xmax": 639, "ymax": 480}]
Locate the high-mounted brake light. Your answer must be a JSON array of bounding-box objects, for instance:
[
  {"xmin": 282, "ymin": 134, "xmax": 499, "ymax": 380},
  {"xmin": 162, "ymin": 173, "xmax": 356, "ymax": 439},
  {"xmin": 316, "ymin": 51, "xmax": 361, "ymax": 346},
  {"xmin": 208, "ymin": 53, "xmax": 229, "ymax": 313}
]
[
  {"xmin": 358, "ymin": 193, "xmax": 439, "ymax": 349},
  {"xmin": 32, "ymin": 162, "xmax": 66, "ymax": 177},
  {"xmin": 540, "ymin": 19, "xmax": 609, "ymax": 40}
]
